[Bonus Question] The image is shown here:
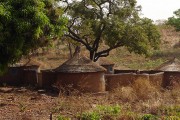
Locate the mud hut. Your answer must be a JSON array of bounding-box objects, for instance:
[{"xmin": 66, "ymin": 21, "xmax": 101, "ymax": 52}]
[
  {"xmin": 155, "ymin": 58, "xmax": 180, "ymax": 87},
  {"xmin": 155, "ymin": 58, "xmax": 180, "ymax": 71},
  {"xmin": 54, "ymin": 51, "xmax": 106, "ymax": 93},
  {"xmin": 97, "ymin": 58, "xmax": 115, "ymax": 74}
]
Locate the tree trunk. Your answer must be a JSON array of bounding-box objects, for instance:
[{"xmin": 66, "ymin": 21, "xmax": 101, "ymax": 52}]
[
  {"xmin": 90, "ymin": 50, "xmax": 96, "ymax": 62},
  {"xmin": 68, "ymin": 42, "xmax": 73, "ymax": 58}
]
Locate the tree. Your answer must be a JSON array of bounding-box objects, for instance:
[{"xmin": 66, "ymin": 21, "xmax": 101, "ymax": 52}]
[
  {"xmin": 61, "ymin": 0, "xmax": 161, "ymax": 62},
  {"xmin": 167, "ymin": 9, "xmax": 180, "ymax": 31},
  {"xmin": 0, "ymin": 0, "xmax": 67, "ymax": 73}
]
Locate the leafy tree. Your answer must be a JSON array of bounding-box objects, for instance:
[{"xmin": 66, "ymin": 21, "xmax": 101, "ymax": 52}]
[
  {"xmin": 61, "ymin": 0, "xmax": 161, "ymax": 62},
  {"xmin": 167, "ymin": 9, "xmax": 180, "ymax": 31},
  {"xmin": 0, "ymin": 0, "xmax": 67, "ymax": 73}
]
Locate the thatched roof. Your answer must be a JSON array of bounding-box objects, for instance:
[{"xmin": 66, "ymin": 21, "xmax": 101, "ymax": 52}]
[
  {"xmin": 97, "ymin": 58, "xmax": 115, "ymax": 66},
  {"xmin": 54, "ymin": 54, "xmax": 106, "ymax": 73},
  {"xmin": 155, "ymin": 58, "xmax": 180, "ymax": 71},
  {"xmin": 12, "ymin": 59, "xmax": 47, "ymax": 69}
]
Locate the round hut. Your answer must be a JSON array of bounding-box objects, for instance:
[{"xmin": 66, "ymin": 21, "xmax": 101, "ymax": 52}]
[
  {"xmin": 155, "ymin": 58, "xmax": 180, "ymax": 87},
  {"xmin": 54, "ymin": 52, "xmax": 106, "ymax": 93},
  {"xmin": 155, "ymin": 58, "xmax": 180, "ymax": 71},
  {"xmin": 97, "ymin": 58, "xmax": 115, "ymax": 74}
]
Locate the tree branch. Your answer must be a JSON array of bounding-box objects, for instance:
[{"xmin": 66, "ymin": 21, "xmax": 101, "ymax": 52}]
[
  {"xmin": 94, "ymin": 42, "xmax": 124, "ymax": 61},
  {"xmin": 92, "ymin": 23, "xmax": 106, "ymax": 52},
  {"xmin": 66, "ymin": 28, "xmax": 92, "ymax": 50}
]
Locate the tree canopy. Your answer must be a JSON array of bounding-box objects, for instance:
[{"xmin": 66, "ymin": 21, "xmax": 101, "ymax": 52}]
[
  {"xmin": 167, "ymin": 9, "xmax": 180, "ymax": 31},
  {"xmin": 62, "ymin": 0, "xmax": 161, "ymax": 61},
  {"xmin": 0, "ymin": 0, "xmax": 67, "ymax": 73}
]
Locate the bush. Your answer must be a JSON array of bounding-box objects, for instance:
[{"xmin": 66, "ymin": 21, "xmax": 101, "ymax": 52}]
[
  {"xmin": 57, "ymin": 115, "xmax": 71, "ymax": 120},
  {"xmin": 78, "ymin": 105, "xmax": 121, "ymax": 120},
  {"xmin": 141, "ymin": 114, "xmax": 159, "ymax": 120}
]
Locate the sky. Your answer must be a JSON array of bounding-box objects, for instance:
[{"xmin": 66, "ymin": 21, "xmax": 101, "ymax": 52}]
[{"xmin": 137, "ymin": 0, "xmax": 180, "ymax": 21}]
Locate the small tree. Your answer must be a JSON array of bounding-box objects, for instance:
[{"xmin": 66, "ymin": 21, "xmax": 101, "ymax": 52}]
[
  {"xmin": 0, "ymin": 0, "xmax": 67, "ymax": 73},
  {"xmin": 167, "ymin": 9, "xmax": 180, "ymax": 31},
  {"xmin": 62, "ymin": 0, "xmax": 161, "ymax": 62}
]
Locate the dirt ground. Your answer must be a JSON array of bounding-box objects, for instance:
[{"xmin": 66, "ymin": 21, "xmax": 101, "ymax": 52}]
[
  {"xmin": 0, "ymin": 86, "xmax": 111, "ymax": 120},
  {"xmin": 0, "ymin": 84, "xmax": 180, "ymax": 120},
  {"xmin": 0, "ymin": 86, "xmax": 61, "ymax": 120}
]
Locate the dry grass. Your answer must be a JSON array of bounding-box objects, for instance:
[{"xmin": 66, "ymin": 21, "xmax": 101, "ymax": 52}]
[{"xmin": 0, "ymin": 81, "xmax": 180, "ymax": 120}]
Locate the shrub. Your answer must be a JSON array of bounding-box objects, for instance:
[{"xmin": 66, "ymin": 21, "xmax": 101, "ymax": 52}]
[
  {"xmin": 141, "ymin": 114, "xmax": 159, "ymax": 120},
  {"xmin": 57, "ymin": 115, "xmax": 71, "ymax": 120},
  {"xmin": 78, "ymin": 105, "xmax": 121, "ymax": 120},
  {"xmin": 80, "ymin": 111, "xmax": 101, "ymax": 120}
]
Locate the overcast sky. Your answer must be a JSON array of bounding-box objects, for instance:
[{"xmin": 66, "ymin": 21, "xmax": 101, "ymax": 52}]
[{"xmin": 137, "ymin": 0, "xmax": 180, "ymax": 21}]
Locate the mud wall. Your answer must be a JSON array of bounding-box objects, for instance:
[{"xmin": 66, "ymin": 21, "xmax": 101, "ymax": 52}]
[
  {"xmin": 56, "ymin": 72, "xmax": 105, "ymax": 93},
  {"xmin": 105, "ymin": 72, "xmax": 165, "ymax": 91},
  {"xmin": 0, "ymin": 67, "xmax": 24, "ymax": 85},
  {"xmin": 41, "ymin": 70, "xmax": 57, "ymax": 89}
]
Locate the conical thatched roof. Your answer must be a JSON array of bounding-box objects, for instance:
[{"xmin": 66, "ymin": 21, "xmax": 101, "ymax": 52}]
[
  {"xmin": 155, "ymin": 58, "xmax": 180, "ymax": 71},
  {"xmin": 54, "ymin": 53, "xmax": 106, "ymax": 73},
  {"xmin": 97, "ymin": 58, "xmax": 115, "ymax": 66}
]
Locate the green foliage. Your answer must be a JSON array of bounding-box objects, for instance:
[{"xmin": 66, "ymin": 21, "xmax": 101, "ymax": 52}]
[
  {"xmin": 163, "ymin": 116, "xmax": 180, "ymax": 120},
  {"xmin": 78, "ymin": 105, "xmax": 121, "ymax": 120},
  {"xmin": 0, "ymin": 0, "xmax": 67, "ymax": 73},
  {"xmin": 62, "ymin": 0, "xmax": 161, "ymax": 61},
  {"xmin": 97, "ymin": 105, "xmax": 121, "ymax": 116},
  {"xmin": 141, "ymin": 114, "xmax": 158, "ymax": 120},
  {"xmin": 80, "ymin": 111, "xmax": 101, "ymax": 120},
  {"xmin": 158, "ymin": 106, "xmax": 180, "ymax": 117},
  {"xmin": 167, "ymin": 9, "xmax": 180, "ymax": 31},
  {"xmin": 57, "ymin": 115, "xmax": 71, "ymax": 120}
]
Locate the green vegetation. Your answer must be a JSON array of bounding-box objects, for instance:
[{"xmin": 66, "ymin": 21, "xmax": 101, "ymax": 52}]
[
  {"xmin": 62, "ymin": 0, "xmax": 161, "ymax": 61},
  {"xmin": 55, "ymin": 104, "xmax": 180, "ymax": 120},
  {"xmin": 57, "ymin": 115, "xmax": 70, "ymax": 120},
  {"xmin": 78, "ymin": 105, "xmax": 121, "ymax": 120},
  {"xmin": 141, "ymin": 114, "xmax": 158, "ymax": 120},
  {"xmin": 0, "ymin": 0, "xmax": 67, "ymax": 73},
  {"xmin": 167, "ymin": 9, "xmax": 180, "ymax": 31}
]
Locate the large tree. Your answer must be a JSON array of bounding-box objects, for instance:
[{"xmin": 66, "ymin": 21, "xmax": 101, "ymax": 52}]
[
  {"xmin": 0, "ymin": 0, "xmax": 67, "ymax": 73},
  {"xmin": 61, "ymin": 0, "xmax": 160, "ymax": 61},
  {"xmin": 167, "ymin": 9, "xmax": 180, "ymax": 31}
]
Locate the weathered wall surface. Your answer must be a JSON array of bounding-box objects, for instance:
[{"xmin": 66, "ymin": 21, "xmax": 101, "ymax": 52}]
[
  {"xmin": 23, "ymin": 70, "xmax": 37, "ymax": 85},
  {"xmin": 105, "ymin": 72, "xmax": 166, "ymax": 91},
  {"xmin": 41, "ymin": 70, "xmax": 57, "ymax": 89},
  {"xmin": 163, "ymin": 72, "xmax": 180, "ymax": 88},
  {"xmin": 0, "ymin": 67, "xmax": 24, "ymax": 85},
  {"xmin": 0, "ymin": 66, "xmax": 39, "ymax": 86},
  {"xmin": 149, "ymin": 72, "xmax": 164, "ymax": 87},
  {"xmin": 105, "ymin": 73, "xmax": 135, "ymax": 91},
  {"xmin": 56, "ymin": 72, "xmax": 105, "ymax": 93}
]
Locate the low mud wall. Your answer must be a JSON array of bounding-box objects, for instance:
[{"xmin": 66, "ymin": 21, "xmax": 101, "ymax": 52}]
[
  {"xmin": 163, "ymin": 71, "xmax": 180, "ymax": 88},
  {"xmin": 0, "ymin": 67, "xmax": 24, "ymax": 85},
  {"xmin": 56, "ymin": 72, "xmax": 105, "ymax": 93},
  {"xmin": 105, "ymin": 73, "xmax": 135, "ymax": 91},
  {"xmin": 40, "ymin": 70, "xmax": 57, "ymax": 89},
  {"xmin": 23, "ymin": 70, "xmax": 37, "ymax": 85},
  {"xmin": 149, "ymin": 72, "xmax": 164, "ymax": 87},
  {"xmin": 105, "ymin": 72, "xmax": 165, "ymax": 91}
]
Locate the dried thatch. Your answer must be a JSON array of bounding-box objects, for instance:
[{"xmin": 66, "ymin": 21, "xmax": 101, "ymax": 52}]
[
  {"xmin": 155, "ymin": 58, "xmax": 180, "ymax": 71},
  {"xmin": 54, "ymin": 54, "xmax": 106, "ymax": 73}
]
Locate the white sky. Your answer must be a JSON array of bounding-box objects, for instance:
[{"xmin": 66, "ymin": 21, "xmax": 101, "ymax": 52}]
[{"xmin": 137, "ymin": 0, "xmax": 180, "ymax": 21}]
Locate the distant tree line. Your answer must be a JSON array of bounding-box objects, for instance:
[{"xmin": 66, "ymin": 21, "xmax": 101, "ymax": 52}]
[{"xmin": 167, "ymin": 9, "xmax": 180, "ymax": 31}]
